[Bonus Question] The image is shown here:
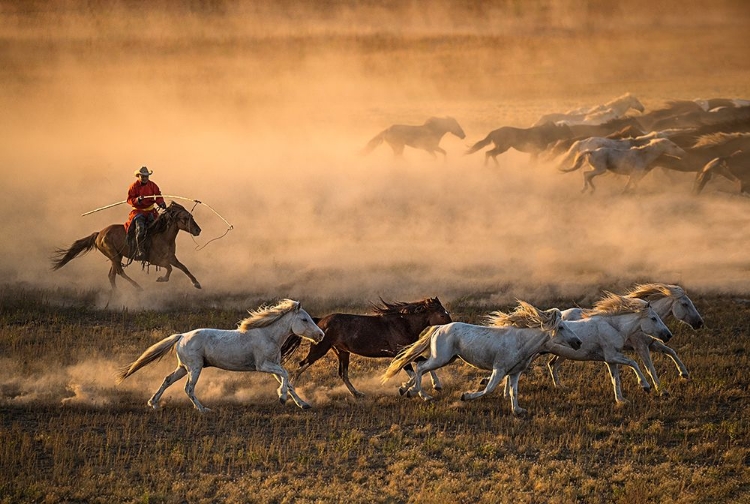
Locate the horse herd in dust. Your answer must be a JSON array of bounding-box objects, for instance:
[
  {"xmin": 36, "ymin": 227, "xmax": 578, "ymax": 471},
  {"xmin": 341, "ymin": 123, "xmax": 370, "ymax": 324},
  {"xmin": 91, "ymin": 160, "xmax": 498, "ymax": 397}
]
[
  {"xmin": 362, "ymin": 93, "xmax": 750, "ymax": 195},
  {"xmin": 119, "ymin": 282, "xmax": 704, "ymax": 415}
]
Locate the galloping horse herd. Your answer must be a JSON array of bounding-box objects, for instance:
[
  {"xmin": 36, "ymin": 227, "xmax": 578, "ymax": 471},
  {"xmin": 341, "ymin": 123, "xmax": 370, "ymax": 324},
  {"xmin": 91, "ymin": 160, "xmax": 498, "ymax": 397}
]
[
  {"xmin": 119, "ymin": 283, "xmax": 704, "ymax": 415},
  {"xmin": 62, "ymin": 93, "xmax": 723, "ymax": 413},
  {"xmin": 364, "ymin": 93, "xmax": 750, "ymax": 195}
]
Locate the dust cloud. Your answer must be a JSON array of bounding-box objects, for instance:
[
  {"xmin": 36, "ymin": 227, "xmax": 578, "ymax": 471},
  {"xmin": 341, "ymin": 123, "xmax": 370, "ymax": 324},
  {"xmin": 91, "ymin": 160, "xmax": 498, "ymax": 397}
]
[{"xmin": 2, "ymin": 0, "xmax": 750, "ymax": 310}]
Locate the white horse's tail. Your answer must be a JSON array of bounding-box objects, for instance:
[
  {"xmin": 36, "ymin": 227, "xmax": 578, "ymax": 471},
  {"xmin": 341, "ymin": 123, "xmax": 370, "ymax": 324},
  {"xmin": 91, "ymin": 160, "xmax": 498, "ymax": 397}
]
[
  {"xmin": 361, "ymin": 130, "xmax": 386, "ymax": 155},
  {"xmin": 559, "ymin": 151, "xmax": 591, "ymax": 172},
  {"xmin": 117, "ymin": 333, "xmax": 182, "ymax": 382},
  {"xmin": 382, "ymin": 326, "xmax": 438, "ymax": 382}
]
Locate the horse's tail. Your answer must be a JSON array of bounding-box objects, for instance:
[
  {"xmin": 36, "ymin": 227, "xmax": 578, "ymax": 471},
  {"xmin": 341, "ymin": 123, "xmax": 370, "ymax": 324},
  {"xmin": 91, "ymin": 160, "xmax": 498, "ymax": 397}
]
[
  {"xmin": 117, "ymin": 333, "xmax": 182, "ymax": 382},
  {"xmin": 281, "ymin": 317, "xmax": 321, "ymax": 363},
  {"xmin": 50, "ymin": 232, "xmax": 99, "ymax": 271},
  {"xmin": 361, "ymin": 130, "xmax": 386, "ymax": 155},
  {"xmin": 559, "ymin": 151, "xmax": 591, "ymax": 172},
  {"xmin": 382, "ymin": 325, "xmax": 438, "ymax": 382},
  {"xmin": 464, "ymin": 134, "xmax": 493, "ymax": 155}
]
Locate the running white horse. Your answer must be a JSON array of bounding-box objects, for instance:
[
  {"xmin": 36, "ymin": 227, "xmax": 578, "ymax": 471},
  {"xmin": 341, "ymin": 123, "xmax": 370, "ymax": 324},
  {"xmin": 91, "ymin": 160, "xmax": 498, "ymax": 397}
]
[
  {"xmin": 532, "ymin": 93, "xmax": 645, "ymax": 127},
  {"xmin": 520, "ymin": 293, "xmax": 673, "ymax": 404},
  {"xmin": 561, "ymin": 138, "xmax": 687, "ymax": 193},
  {"xmin": 555, "ymin": 283, "xmax": 703, "ymax": 396},
  {"xmin": 118, "ymin": 299, "xmax": 325, "ymax": 412},
  {"xmin": 555, "ymin": 131, "xmax": 668, "ymax": 170},
  {"xmin": 382, "ymin": 301, "xmax": 583, "ymax": 415}
]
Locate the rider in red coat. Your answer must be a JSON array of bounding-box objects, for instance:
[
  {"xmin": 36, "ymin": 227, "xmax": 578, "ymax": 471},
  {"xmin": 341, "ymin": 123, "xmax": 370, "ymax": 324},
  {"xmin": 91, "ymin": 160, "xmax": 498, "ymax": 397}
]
[{"xmin": 126, "ymin": 166, "xmax": 166, "ymax": 259}]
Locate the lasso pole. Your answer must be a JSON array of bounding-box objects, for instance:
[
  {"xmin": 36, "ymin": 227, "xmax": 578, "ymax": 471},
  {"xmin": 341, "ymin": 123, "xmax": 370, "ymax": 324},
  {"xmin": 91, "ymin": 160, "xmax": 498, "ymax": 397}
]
[{"xmin": 81, "ymin": 194, "xmax": 234, "ymax": 230}]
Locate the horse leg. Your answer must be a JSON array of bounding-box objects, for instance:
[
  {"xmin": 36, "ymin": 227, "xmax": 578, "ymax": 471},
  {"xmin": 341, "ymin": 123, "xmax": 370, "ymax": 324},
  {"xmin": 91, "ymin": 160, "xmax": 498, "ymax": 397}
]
[
  {"xmin": 506, "ymin": 372, "xmax": 527, "ymax": 415},
  {"xmin": 649, "ymin": 340, "xmax": 690, "ymax": 379},
  {"xmin": 165, "ymin": 257, "xmax": 201, "ymax": 289},
  {"xmin": 405, "ymin": 356, "xmax": 452, "ymax": 401},
  {"xmin": 335, "ymin": 350, "xmax": 364, "ymax": 398},
  {"xmin": 582, "ymin": 165, "xmax": 605, "ymax": 194},
  {"xmin": 606, "ymin": 353, "xmax": 651, "ymax": 394},
  {"xmin": 547, "ymin": 355, "xmax": 567, "ymax": 388},
  {"xmin": 632, "ymin": 339, "xmax": 667, "ymax": 396},
  {"xmin": 148, "ymin": 366, "xmax": 187, "ymax": 409},
  {"xmin": 258, "ymin": 362, "xmax": 310, "ymax": 408},
  {"xmin": 485, "ymin": 146, "xmax": 506, "ymax": 166},
  {"xmin": 461, "ymin": 367, "xmax": 505, "ymax": 402},
  {"xmin": 604, "ymin": 362, "xmax": 628, "ymax": 404},
  {"xmin": 184, "ymin": 365, "xmax": 209, "ymax": 412},
  {"xmin": 428, "ymin": 370, "xmax": 443, "ymax": 391},
  {"xmin": 113, "ymin": 260, "xmax": 143, "ymax": 291},
  {"xmin": 399, "ymin": 364, "xmax": 417, "ymax": 395},
  {"xmin": 292, "ymin": 339, "xmax": 332, "ymax": 382}
]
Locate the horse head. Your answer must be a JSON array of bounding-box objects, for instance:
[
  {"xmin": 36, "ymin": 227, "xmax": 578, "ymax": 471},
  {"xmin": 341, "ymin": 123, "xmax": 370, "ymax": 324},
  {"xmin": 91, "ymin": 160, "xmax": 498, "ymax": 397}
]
[
  {"xmin": 445, "ymin": 116, "xmax": 466, "ymax": 139},
  {"xmin": 424, "ymin": 297, "xmax": 452, "ymax": 325},
  {"xmin": 639, "ymin": 302, "xmax": 673, "ymax": 343},
  {"xmin": 658, "ymin": 139, "xmax": 687, "ymax": 159},
  {"xmin": 672, "ymin": 292, "xmax": 704, "ymax": 330},
  {"xmin": 290, "ymin": 305, "xmax": 325, "ymax": 344},
  {"xmin": 627, "ymin": 94, "xmax": 646, "ymax": 113},
  {"xmin": 540, "ymin": 307, "xmax": 583, "ymax": 350},
  {"xmin": 166, "ymin": 202, "xmax": 202, "ymax": 237}
]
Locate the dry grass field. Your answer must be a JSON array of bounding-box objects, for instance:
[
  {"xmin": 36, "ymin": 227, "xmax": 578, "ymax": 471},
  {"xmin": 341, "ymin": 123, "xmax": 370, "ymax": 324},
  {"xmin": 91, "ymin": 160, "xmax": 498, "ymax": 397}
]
[
  {"xmin": 2, "ymin": 1, "xmax": 750, "ymax": 502},
  {"xmin": 0, "ymin": 286, "xmax": 748, "ymax": 503}
]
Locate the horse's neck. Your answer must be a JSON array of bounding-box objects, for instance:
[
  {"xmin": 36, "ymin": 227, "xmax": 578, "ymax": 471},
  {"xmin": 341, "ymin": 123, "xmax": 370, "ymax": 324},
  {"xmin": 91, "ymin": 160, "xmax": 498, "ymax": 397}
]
[
  {"xmin": 603, "ymin": 313, "xmax": 643, "ymax": 338},
  {"xmin": 648, "ymin": 297, "xmax": 674, "ymax": 321}
]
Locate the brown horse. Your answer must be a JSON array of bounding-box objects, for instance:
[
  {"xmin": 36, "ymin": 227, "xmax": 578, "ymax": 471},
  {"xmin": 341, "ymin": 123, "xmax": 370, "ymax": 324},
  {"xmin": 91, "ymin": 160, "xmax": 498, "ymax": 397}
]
[
  {"xmin": 361, "ymin": 116, "xmax": 466, "ymax": 159},
  {"xmin": 465, "ymin": 121, "xmax": 573, "ymax": 166},
  {"xmin": 51, "ymin": 202, "xmax": 202, "ymax": 293},
  {"xmin": 282, "ymin": 297, "xmax": 452, "ymax": 397}
]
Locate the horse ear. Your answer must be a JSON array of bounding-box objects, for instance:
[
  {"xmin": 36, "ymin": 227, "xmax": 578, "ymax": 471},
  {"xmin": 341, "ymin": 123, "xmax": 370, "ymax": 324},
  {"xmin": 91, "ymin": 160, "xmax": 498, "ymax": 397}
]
[{"xmin": 294, "ymin": 301, "xmax": 301, "ymax": 311}]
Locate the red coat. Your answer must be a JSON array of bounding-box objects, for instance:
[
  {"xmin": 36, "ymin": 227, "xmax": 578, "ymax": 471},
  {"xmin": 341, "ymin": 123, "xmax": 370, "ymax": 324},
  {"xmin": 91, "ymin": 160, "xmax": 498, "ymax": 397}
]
[{"xmin": 125, "ymin": 180, "xmax": 165, "ymax": 232}]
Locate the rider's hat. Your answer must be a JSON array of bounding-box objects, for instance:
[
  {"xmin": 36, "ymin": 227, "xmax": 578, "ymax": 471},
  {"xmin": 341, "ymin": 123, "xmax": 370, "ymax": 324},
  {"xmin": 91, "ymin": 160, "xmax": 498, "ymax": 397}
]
[{"xmin": 135, "ymin": 166, "xmax": 153, "ymax": 177}]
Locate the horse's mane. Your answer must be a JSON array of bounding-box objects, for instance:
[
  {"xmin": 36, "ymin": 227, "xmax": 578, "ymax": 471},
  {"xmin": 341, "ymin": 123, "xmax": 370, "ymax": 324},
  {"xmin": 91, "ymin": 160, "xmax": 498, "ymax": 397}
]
[
  {"xmin": 238, "ymin": 299, "xmax": 300, "ymax": 332},
  {"xmin": 692, "ymin": 132, "xmax": 750, "ymax": 149},
  {"xmin": 625, "ymin": 283, "xmax": 685, "ymax": 301},
  {"xmin": 607, "ymin": 92, "xmax": 636, "ymax": 106},
  {"xmin": 149, "ymin": 202, "xmax": 186, "ymax": 234},
  {"xmin": 371, "ymin": 297, "xmax": 439, "ymax": 316},
  {"xmin": 485, "ymin": 301, "xmax": 561, "ymax": 331},
  {"xmin": 582, "ymin": 292, "xmax": 648, "ymax": 318}
]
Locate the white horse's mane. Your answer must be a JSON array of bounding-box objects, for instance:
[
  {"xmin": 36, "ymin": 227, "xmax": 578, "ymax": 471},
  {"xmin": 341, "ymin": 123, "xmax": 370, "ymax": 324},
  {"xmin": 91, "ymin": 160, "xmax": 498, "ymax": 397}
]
[
  {"xmin": 692, "ymin": 131, "xmax": 750, "ymax": 149},
  {"xmin": 485, "ymin": 301, "xmax": 561, "ymax": 331},
  {"xmin": 238, "ymin": 299, "xmax": 300, "ymax": 332},
  {"xmin": 625, "ymin": 283, "xmax": 685, "ymax": 301},
  {"xmin": 582, "ymin": 292, "xmax": 648, "ymax": 318}
]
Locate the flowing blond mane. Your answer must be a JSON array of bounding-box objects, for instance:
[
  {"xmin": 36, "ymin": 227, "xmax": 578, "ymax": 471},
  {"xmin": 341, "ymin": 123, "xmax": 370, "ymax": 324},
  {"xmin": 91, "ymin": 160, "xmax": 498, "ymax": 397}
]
[
  {"xmin": 692, "ymin": 132, "xmax": 750, "ymax": 149},
  {"xmin": 583, "ymin": 292, "xmax": 647, "ymax": 318},
  {"xmin": 238, "ymin": 299, "xmax": 299, "ymax": 332},
  {"xmin": 485, "ymin": 301, "xmax": 560, "ymax": 331},
  {"xmin": 625, "ymin": 283, "xmax": 684, "ymax": 301}
]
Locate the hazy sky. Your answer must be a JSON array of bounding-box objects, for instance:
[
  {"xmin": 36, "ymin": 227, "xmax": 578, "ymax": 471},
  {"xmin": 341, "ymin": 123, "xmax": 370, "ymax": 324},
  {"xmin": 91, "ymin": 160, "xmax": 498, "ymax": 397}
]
[{"xmin": 2, "ymin": 0, "xmax": 750, "ymax": 308}]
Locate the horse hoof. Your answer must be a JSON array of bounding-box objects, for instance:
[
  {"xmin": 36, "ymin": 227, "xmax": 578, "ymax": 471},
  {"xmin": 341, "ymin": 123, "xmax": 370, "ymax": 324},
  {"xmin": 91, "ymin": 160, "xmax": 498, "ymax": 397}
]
[
  {"xmin": 156, "ymin": 277, "xmax": 167, "ymax": 283},
  {"xmin": 512, "ymin": 408, "xmax": 528, "ymax": 416},
  {"xmin": 433, "ymin": 385, "xmax": 443, "ymax": 392},
  {"xmin": 460, "ymin": 393, "xmax": 469, "ymax": 401},
  {"xmin": 147, "ymin": 400, "xmax": 159, "ymax": 409},
  {"xmin": 399, "ymin": 387, "xmax": 407, "ymax": 396},
  {"xmin": 659, "ymin": 389, "xmax": 671, "ymax": 398},
  {"xmin": 643, "ymin": 387, "xmax": 652, "ymax": 394},
  {"xmin": 680, "ymin": 374, "xmax": 691, "ymax": 381},
  {"xmin": 279, "ymin": 397, "xmax": 287, "ymax": 405},
  {"xmin": 193, "ymin": 282, "xmax": 202, "ymax": 289}
]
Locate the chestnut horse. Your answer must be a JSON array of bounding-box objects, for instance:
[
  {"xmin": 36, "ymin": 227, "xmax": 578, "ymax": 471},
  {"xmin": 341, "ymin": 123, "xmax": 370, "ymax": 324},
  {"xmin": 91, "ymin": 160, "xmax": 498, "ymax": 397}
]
[
  {"xmin": 282, "ymin": 297, "xmax": 452, "ymax": 397},
  {"xmin": 51, "ymin": 202, "xmax": 202, "ymax": 294}
]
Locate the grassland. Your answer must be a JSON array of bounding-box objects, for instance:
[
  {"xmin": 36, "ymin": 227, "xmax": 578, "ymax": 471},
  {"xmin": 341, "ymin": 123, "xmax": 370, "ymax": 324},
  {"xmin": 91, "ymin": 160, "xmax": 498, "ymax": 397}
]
[{"xmin": 0, "ymin": 285, "xmax": 747, "ymax": 503}]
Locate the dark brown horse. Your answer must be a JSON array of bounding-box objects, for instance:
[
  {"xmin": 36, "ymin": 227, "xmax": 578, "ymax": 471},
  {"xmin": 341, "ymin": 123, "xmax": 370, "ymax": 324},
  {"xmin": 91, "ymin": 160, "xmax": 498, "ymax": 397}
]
[
  {"xmin": 465, "ymin": 121, "xmax": 573, "ymax": 165},
  {"xmin": 282, "ymin": 297, "xmax": 452, "ymax": 397},
  {"xmin": 51, "ymin": 202, "xmax": 202, "ymax": 294}
]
